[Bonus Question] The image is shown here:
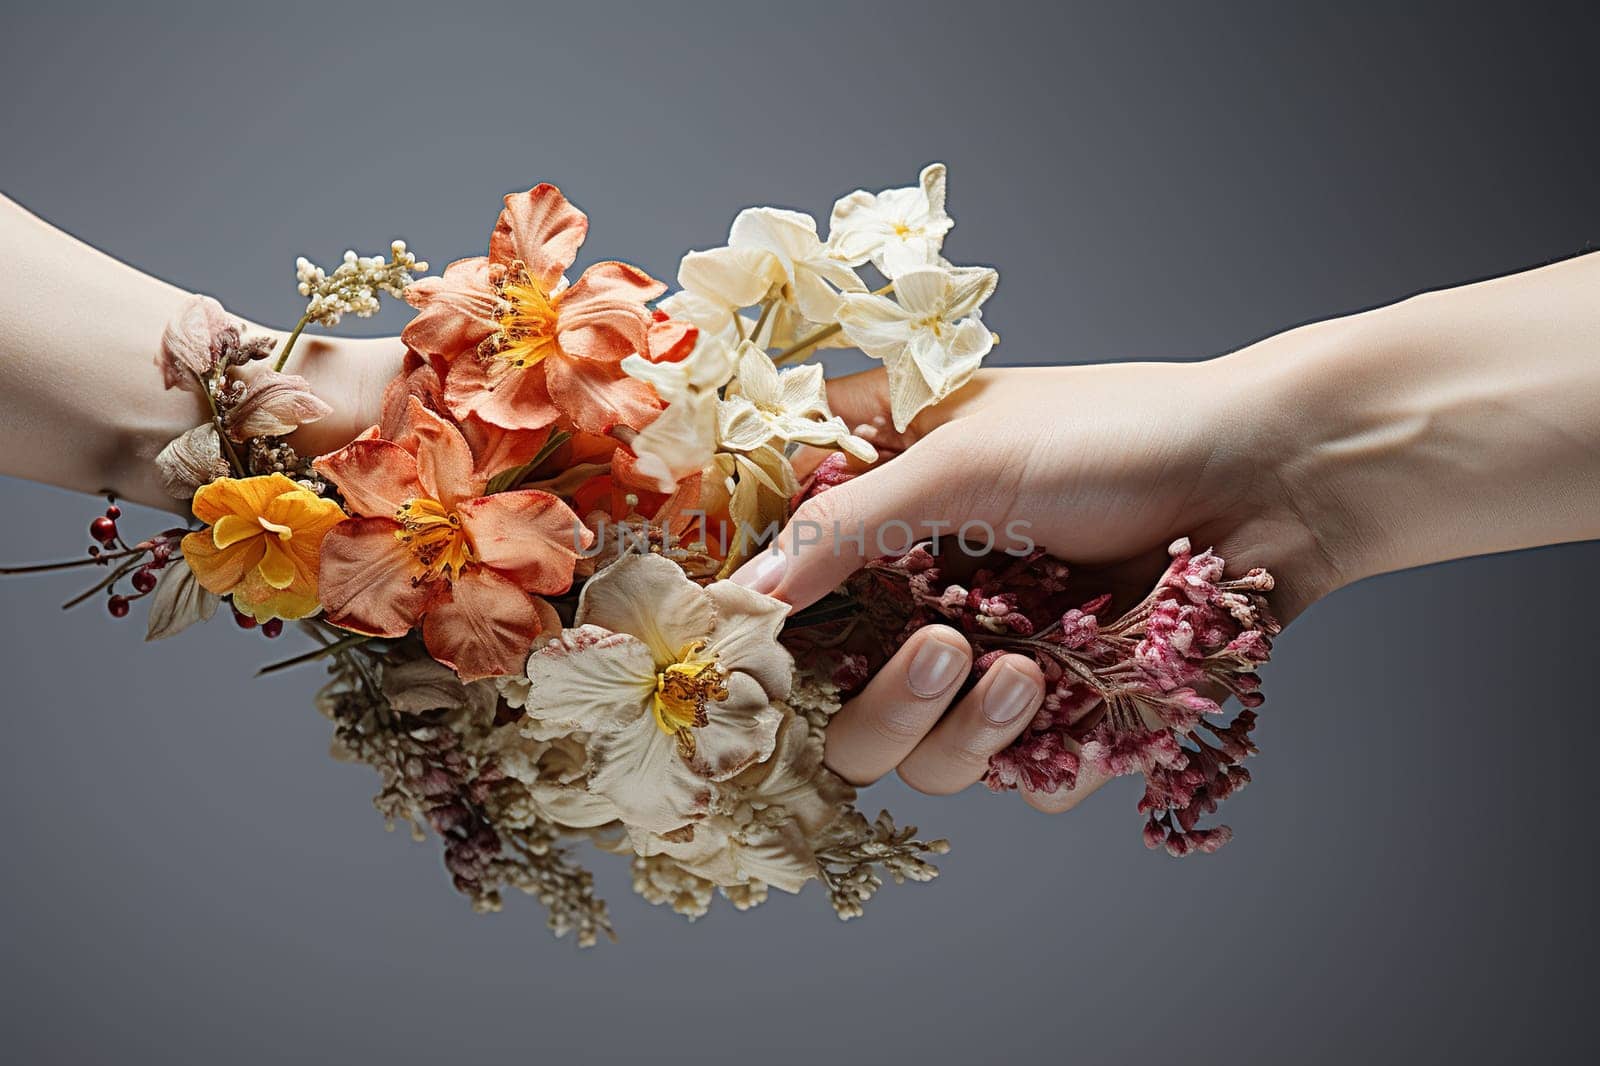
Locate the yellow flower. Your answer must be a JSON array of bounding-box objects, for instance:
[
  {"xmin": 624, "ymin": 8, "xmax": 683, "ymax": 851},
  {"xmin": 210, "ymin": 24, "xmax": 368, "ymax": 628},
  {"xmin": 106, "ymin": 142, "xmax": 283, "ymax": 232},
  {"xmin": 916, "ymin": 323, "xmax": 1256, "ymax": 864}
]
[{"xmin": 181, "ymin": 474, "xmax": 347, "ymax": 622}]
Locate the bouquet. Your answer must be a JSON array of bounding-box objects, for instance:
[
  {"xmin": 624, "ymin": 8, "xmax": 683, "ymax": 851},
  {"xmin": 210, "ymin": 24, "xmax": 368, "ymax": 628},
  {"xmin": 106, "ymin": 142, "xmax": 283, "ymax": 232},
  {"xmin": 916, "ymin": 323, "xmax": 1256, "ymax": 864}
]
[{"xmin": 3, "ymin": 166, "xmax": 1277, "ymax": 944}]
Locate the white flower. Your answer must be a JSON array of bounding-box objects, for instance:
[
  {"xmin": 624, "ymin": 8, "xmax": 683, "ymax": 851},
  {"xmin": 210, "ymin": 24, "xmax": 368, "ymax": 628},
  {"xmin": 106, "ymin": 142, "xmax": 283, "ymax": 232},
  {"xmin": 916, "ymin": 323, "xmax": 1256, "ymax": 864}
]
[
  {"xmin": 836, "ymin": 264, "xmax": 998, "ymax": 432},
  {"xmin": 622, "ymin": 332, "xmax": 739, "ymax": 491},
  {"xmin": 827, "ymin": 163, "xmax": 954, "ymax": 278},
  {"xmin": 717, "ymin": 343, "xmax": 877, "ymax": 462},
  {"xmin": 678, "ymin": 208, "xmax": 865, "ymax": 345},
  {"xmin": 522, "ymin": 554, "xmax": 791, "ymax": 834},
  {"xmin": 632, "ymin": 713, "xmax": 851, "ymax": 894}
]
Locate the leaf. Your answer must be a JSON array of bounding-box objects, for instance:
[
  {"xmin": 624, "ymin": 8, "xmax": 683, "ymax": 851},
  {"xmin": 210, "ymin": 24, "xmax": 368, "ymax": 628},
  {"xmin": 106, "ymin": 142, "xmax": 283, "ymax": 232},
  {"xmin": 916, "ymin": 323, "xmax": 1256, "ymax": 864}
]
[{"xmin": 144, "ymin": 558, "xmax": 220, "ymax": 641}]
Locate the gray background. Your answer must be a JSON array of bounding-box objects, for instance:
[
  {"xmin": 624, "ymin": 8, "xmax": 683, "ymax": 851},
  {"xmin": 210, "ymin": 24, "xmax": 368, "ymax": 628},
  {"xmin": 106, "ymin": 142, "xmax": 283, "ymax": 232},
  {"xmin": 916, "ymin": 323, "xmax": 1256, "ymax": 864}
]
[{"xmin": 2, "ymin": 2, "xmax": 1596, "ymax": 1063}]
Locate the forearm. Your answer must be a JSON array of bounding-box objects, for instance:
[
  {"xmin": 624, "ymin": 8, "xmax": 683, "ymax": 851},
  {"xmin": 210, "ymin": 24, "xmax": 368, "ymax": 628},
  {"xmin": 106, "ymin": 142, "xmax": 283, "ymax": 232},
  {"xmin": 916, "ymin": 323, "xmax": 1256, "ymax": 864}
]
[
  {"xmin": 0, "ymin": 194, "xmax": 404, "ymax": 512},
  {"xmin": 1250, "ymin": 252, "xmax": 1600, "ymax": 588}
]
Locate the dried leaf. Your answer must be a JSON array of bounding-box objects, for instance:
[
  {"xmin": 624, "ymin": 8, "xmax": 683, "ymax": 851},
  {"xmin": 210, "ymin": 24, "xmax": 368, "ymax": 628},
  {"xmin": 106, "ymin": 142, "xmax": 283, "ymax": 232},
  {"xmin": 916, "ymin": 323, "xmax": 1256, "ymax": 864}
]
[
  {"xmin": 155, "ymin": 424, "xmax": 229, "ymax": 499},
  {"xmin": 157, "ymin": 294, "xmax": 236, "ymax": 391},
  {"xmin": 229, "ymin": 370, "xmax": 333, "ymax": 441},
  {"xmin": 144, "ymin": 558, "xmax": 220, "ymax": 641}
]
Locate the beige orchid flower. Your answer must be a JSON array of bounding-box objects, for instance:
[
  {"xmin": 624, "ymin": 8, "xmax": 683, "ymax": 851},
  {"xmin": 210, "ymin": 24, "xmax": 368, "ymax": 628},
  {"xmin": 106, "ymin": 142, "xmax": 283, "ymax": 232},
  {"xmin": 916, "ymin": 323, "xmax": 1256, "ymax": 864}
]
[
  {"xmin": 521, "ymin": 553, "xmax": 790, "ymax": 834},
  {"xmin": 717, "ymin": 343, "xmax": 877, "ymax": 463},
  {"xmin": 835, "ymin": 264, "xmax": 999, "ymax": 432},
  {"xmin": 827, "ymin": 162, "xmax": 954, "ymax": 278}
]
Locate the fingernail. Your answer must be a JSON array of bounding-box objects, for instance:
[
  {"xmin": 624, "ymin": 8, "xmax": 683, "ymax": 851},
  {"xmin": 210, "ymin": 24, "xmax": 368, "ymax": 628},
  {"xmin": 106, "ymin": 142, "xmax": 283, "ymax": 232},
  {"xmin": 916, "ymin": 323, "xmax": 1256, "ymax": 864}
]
[
  {"xmin": 907, "ymin": 640, "xmax": 966, "ymax": 698},
  {"xmin": 983, "ymin": 667, "xmax": 1039, "ymax": 725},
  {"xmin": 732, "ymin": 549, "xmax": 786, "ymax": 595}
]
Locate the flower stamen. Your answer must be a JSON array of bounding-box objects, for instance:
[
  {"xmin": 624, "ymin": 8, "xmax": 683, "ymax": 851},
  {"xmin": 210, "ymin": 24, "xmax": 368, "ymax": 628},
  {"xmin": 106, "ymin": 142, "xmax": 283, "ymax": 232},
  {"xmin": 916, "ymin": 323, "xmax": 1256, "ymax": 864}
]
[
  {"xmin": 394, "ymin": 498, "xmax": 475, "ymax": 584},
  {"xmin": 653, "ymin": 640, "xmax": 729, "ymax": 759},
  {"xmin": 480, "ymin": 262, "xmax": 562, "ymax": 369}
]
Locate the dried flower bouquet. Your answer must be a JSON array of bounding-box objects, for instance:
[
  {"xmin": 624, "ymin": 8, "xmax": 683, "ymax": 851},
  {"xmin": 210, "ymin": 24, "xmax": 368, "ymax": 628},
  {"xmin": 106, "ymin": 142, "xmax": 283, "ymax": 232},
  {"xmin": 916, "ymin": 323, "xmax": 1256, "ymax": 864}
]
[{"xmin": 3, "ymin": 166, "xmax": 1276, "ymax": 943}]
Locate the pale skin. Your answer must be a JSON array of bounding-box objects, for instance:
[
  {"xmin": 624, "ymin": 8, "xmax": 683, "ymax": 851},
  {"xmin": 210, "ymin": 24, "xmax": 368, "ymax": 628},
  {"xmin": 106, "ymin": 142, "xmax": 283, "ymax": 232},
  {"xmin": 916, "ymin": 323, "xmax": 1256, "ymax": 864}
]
[{"xmin": 3, "ymin": 193, "xmax": 1598, "ymax": 812}]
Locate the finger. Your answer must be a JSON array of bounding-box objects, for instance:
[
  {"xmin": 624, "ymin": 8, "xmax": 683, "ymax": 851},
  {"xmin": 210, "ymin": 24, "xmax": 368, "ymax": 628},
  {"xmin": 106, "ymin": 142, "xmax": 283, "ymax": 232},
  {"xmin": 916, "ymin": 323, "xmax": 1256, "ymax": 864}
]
[
  {"xmin": 729, "ymin": 432, "xmax": 964, "ymax": 611},
  {"xmin": 897, "ymin": 654, "xmax": 1045, "ymax": 795},
  {"xmin": 822, "ymin": 625, "xmax": 972, "ymax": 786}
]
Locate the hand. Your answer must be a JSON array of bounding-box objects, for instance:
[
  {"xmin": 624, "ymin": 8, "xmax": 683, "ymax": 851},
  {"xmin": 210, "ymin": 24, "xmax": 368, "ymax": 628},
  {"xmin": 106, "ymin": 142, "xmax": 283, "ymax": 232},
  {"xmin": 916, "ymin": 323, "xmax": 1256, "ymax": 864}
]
[{"xmin": 732, "ymin": 323, "xmax": 1356, "ymax": 809}]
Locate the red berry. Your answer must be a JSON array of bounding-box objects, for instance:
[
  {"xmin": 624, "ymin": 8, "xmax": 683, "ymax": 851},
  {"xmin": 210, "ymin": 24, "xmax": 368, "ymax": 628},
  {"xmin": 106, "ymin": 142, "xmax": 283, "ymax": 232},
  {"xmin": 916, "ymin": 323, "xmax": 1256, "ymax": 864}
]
[
  {"xmin": 90, "ymin": 516, "xmax": 118, "ymax": 544},
  {"xmin": 131, "ymin": 568, "xmax": 158, "ymax": 594},
  {"xmin": 261, "ymin": 618, "xmax": 284, "ymax": 639},
  {"xmin": 107, "ymin": 595, "xmax": 130, "ymax": 618},
  {"xmin": 105, "ymin": 505, "xmax": 122, "ymax": 519},
  {"xmin": 232, "ymin": 607, "xmax": 257, "ymax": 629}
]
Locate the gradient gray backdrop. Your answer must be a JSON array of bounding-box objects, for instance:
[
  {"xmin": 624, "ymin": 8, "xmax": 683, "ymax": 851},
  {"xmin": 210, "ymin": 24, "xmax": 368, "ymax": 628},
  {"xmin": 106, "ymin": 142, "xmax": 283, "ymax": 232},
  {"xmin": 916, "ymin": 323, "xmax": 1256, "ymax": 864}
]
[{"xmin": 2, "ymin": 3, "xmax": 1596, "ymax": 1063}]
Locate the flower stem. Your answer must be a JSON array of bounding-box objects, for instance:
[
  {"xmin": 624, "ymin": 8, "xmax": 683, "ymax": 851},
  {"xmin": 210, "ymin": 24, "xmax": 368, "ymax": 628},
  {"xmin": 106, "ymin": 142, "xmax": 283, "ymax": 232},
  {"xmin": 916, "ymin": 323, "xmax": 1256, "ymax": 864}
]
[
  {"xmin": 772, "ymin": 282, "xmax": 893, "ymax": 366},
  {"xmin": 195, "ymin": 370, "xmax": 246, "ymax": 476},
  {"xmin": 272, "ymin": 313, "xmax": 313, "ymax": 372},
  {"xmin": 257, "ymin": 630, "xmax": 372, "ymax": 676},
  {"xmin": 0, "ymin": 547, "xmax": 145, "ymax": 575}
]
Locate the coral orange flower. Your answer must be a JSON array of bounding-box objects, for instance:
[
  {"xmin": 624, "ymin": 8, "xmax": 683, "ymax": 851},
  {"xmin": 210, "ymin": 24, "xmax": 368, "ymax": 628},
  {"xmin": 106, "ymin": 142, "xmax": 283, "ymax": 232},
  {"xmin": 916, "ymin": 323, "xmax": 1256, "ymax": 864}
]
[
  {"xmin": 181, "ymin": 474, "xmax": 348, "ymax": 622},
  {"xmin": 314, "ymin": 397, "xmax": 591, "ymax": 680},
  {"xmin": 401, "ymin": 183, "xmax": 675, "ymax": 437}
]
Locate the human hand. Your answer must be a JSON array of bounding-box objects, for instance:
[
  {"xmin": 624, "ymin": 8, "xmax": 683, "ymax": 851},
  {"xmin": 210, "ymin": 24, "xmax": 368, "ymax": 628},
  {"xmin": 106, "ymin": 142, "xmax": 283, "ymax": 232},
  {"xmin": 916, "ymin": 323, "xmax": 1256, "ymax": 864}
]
[{"xmin": 731, "ymin": 324, "xmax": 1355, "ymax": 810}]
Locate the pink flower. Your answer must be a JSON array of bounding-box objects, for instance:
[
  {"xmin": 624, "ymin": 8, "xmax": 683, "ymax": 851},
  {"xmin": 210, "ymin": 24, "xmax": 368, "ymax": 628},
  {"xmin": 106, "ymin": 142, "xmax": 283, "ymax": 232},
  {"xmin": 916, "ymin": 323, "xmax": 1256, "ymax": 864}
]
[
  {"xmin": 313, "ymin": 398, "xmax": 590, "ymax": 680},
  {"xmin": 401, "ymin": 184, "xmax": 671, "ymax": 436}
]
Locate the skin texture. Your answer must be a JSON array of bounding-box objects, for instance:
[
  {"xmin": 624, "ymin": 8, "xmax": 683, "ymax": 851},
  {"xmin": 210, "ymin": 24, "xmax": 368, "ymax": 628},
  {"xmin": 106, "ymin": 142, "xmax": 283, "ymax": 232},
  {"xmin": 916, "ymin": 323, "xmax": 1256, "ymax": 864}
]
[{"xmin": 3, "ymin": 193, "xmax": 1598, "ymax": 813}]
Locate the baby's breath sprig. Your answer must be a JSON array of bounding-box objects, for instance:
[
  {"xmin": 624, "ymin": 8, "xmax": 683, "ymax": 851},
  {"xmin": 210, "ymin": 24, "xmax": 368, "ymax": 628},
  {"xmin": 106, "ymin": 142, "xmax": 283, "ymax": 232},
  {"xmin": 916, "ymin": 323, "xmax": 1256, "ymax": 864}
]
[{"xmin": 274, "ymin": 241, "xmax": 428, "ymax": 371}]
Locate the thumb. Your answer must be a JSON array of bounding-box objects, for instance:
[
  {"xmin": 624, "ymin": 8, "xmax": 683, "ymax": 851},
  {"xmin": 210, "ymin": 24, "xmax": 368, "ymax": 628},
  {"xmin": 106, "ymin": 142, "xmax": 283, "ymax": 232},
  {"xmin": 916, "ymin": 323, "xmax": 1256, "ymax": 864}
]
[{"xmin": 728, "ymin": 435, "xmax": 972, "ymax": 612}]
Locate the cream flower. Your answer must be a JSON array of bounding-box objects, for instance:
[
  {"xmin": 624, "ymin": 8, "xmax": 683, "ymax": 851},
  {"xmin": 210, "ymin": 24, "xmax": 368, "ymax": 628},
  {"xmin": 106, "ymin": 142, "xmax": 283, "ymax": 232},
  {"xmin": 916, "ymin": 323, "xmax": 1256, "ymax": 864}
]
[
  {"xmin": 827, "ymin": 163, "xmax": 953, "ymax": 278},
  {"xmin": 522, "ymin": 553, "xmax": 790, "ymax": 833},
  {"xmin": 633, "ymin": 712, "xmax": 851, "ymax": 894},
  {"xmin": 835, "ymin": 264, "xmax": 999, "ymax": 432},
  {"xmin": 717, "ymin": 343, "xmax": 877, "ymax": 462},
  {"xmin": 678, "ymin": 207, "xmax": 865, "ymax": 342},
  {"xmin": 622, "ymin": 332, "xmax": 739, "ymax": 491}
]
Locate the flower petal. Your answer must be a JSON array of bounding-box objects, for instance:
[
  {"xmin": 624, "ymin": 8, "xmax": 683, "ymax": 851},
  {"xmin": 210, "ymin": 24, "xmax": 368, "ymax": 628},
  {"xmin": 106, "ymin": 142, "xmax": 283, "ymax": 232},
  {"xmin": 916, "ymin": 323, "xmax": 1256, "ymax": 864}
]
[
  {"xmin": 523, "ymin": 624, "xmax": 658, "ymax": 733},
  {"xmin": 587, "ymin": 715, "xmax": 713, "ymax": 833},
  {"xmin": 458, "ymin": 489, "xmax": 588, "ymax": 594},
  {"xmin": 557, "ymin": 261, "xmax": 666, "ymax": 362},
  {"xmin": 685, "ymin": 670, "xmax": 783, "ymax": 781},
  {"xmin": 835, "ymin": 293, "xmax": 913, "ymax": 361},
  {"xmin": 317, "ymin": 516, "xmax": 435, "ymax": 637},
  {"xmin": 313, "ymin": 439, "xmax": 424, "ymax": 518},
  {"xmin": 489, "ymin": 184, "xmax": 589, "ymax": 290},
  {"xmin": 544, "ymin": 353, "xmax": 662, "ymax": 435},
  {"xmin": 421, "ymin": 567, "xmax": 544, "ymax": 681},
  {"xmin": 575, "ymin": 553, "xmax": 713, "ymax": 663},
  {"xmin": 677, "ymin": 245, "xmax": 786, "ymax": 309},
  {"xmin": 229, "ymin": 370, "xmax": 332, "ymax": 441},
  {"xmin": 704, "ymin": 579, "xmax": 793, "ymax": 699},
  {"xmin": 405, "ymin": 398, "xmax": 484, "ymax": 508},
  {"xmin": 155, "ymin": 424, "xmax": 229, "ymax": 499},
  {"xmin": 443, "ymin": 352, "xmax": 561, "ymax": 432},
  {"xmin": 157, "ymin": 294, "xmax": 235, "ymax": 390},
  {"xmin": 458, "ymin": 418, "xmax": 551, "ymax": 483},
  {"xmin": 400, "ymin": 256, "xmax": 500, "ymax": 363},
  {"xmin": 180, "ymin": 528, "xmax": 263, "ymax": 595}
]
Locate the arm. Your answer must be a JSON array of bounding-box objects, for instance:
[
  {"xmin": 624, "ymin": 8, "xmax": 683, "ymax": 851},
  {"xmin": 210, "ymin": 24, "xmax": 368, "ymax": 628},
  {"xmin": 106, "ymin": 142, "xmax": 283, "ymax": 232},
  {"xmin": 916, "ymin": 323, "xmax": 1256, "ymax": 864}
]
[
  {"xmin": 733, "ymin": 253, "xmax": 1600, "ymax": 800},
  {"xmin": 0, "ymin": 193, "xmax": 405, "ymax": 511}
]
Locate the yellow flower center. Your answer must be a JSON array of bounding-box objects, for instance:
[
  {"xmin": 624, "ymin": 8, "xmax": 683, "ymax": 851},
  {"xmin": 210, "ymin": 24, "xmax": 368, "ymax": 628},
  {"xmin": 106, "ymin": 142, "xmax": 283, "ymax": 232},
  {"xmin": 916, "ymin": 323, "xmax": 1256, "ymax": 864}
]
[
  {"xmin": 394, "ymin": 498, "xmax": 475, "ymax": 584},
  {"xmin": 892, "ymin": 221, "xmax": 918, "ymax": 238},
  {"xmin": 483, "ymin": 263, "xmax": 563, "ymax": 369},
  {"xmin": 653, "ymin": 640, "xmax": 729, "ymax": 759}
]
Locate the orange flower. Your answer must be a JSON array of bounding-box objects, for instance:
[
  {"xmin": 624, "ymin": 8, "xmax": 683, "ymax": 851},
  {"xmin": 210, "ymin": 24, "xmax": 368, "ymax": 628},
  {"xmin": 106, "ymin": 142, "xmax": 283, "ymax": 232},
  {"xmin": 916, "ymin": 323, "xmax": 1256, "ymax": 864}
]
[
  {"xmin": 181, "ymin": 474, "xmax": 348, "ymax": 622},
  {"xmin": 401, "ymin": 183, "xmax": 678, "ymax": 437},
  {"xmin": 313, "ymin": 397, "xmax": 592, "ymax": 680}
]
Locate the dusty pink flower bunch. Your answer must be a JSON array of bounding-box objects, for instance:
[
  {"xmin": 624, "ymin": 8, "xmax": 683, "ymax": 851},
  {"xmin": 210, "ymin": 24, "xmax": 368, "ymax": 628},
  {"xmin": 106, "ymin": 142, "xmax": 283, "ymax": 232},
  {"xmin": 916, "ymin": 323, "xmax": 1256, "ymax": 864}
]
[{"xmin": 844, "ymin": 537, "xmax": 1278, "ymax": 856}]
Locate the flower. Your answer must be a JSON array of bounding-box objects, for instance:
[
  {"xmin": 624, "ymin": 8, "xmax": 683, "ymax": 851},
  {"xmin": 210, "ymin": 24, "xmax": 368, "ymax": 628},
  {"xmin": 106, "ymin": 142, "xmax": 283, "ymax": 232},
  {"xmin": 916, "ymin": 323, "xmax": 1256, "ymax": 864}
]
[
  {"xmin": 522, "ymin": 553, "xmax": 790, "ymax": 833},
  {"xmin": 633, "ymin": 712, "xmax": 851, "ymax": 894},
  {"xmin": 678, "ymin": 207, "xmax": 865, "ymax": 346},
  {"xmin": 228, "ymin": 369, "xmax": 333, "ymax": 441},
  {"xmin": 622, "ymin": 331, "xmax": 739, "ymax": 491},
  {"xmin": 717, "ymin": 342, "xmax": 877, "ymax": 462},
  {"xmin": 401, "ymin": 184, "xmax": 666, "ymax": 436},
  {"xmin": 181, "ymin": 473, "xmax": 348, "ymax": 622},
  {"xmin": 314, "ymin": 397, "xmax": 590, "ymax": 680},
  {"xmin": 836, "ymin": 264, "xmax": 998, "ymax": 431},
  {"xmin": 827, "ymin": 163, "xmax": 953, "ymax": 278},
  {"xmin": 156, "ymin": 294, "xmax": 238, "ymax": 390}
]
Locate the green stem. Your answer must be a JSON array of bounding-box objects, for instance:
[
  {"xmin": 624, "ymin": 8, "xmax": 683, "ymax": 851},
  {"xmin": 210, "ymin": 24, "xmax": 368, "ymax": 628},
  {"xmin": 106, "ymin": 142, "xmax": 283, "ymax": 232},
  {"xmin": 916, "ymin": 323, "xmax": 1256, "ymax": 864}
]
[
  {"xmin": 772, "ymin": 281, "xmax": 893, "ymax": 366},
  {"xmin": 272, "ymin": 313, "xmax": 313, "ymax": 372},
  {"xmin": 747, "ymin": 297, "xmax": 776, "ymax": 347},
  {"xmin": 257, "ymin": 631, "xmax": 372, "ymax": 676}
]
